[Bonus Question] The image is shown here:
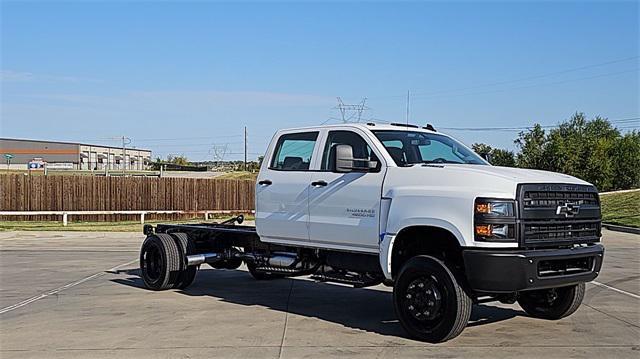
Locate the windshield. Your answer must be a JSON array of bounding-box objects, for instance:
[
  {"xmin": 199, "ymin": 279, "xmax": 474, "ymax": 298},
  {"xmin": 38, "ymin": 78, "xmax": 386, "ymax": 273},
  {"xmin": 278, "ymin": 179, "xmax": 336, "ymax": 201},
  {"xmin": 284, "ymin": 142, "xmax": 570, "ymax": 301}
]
[{"xmin": 372, "ymin": 130, "xmax": 487, "ymax": 166}]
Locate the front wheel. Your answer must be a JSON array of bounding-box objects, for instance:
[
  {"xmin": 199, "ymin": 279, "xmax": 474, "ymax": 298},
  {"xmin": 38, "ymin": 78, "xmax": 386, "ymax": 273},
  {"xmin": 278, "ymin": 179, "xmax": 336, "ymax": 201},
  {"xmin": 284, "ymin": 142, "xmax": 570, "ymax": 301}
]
[
  {"xmin": 393, "ymin": 255, "xmax": 472, "ymax": 343},
  {"xmin": 518, "ymin": 283, "xmax": 585, "ymax": 320}
]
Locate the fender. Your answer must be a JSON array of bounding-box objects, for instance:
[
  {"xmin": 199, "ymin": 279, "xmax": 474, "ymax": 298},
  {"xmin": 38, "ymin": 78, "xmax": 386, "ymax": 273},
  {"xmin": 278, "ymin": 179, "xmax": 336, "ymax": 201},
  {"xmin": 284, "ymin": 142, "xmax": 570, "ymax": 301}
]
[{"xmin": 379, "ymin": 218, "xmax": 465, "ymax": 280}]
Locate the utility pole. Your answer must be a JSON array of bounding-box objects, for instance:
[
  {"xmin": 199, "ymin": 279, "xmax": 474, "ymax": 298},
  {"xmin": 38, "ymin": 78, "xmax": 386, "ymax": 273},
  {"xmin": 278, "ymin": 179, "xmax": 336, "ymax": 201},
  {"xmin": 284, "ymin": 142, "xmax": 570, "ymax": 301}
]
[
  {"xmin": 244, "ymin": 126, "xmax": 248, "ymax": 171},
  {"xmin": 117, "ymin": 136, "xmax": 131, "ymax": 174}
]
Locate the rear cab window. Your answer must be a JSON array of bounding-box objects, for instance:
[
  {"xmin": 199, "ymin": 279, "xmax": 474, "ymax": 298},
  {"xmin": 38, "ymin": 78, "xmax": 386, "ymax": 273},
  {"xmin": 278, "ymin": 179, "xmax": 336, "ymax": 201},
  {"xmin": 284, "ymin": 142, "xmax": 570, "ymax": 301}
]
[{"xmin": 269, "ymin": 132, "xmax": 319, "ymax": 171}]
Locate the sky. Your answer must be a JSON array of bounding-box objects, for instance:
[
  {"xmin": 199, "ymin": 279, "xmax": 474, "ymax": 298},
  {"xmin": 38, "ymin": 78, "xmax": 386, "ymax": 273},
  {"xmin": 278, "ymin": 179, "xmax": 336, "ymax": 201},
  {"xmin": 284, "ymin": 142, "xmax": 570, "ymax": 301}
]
[{"xmin": 1, "ymin": 0, "xmax": 638, "ymax": 161}]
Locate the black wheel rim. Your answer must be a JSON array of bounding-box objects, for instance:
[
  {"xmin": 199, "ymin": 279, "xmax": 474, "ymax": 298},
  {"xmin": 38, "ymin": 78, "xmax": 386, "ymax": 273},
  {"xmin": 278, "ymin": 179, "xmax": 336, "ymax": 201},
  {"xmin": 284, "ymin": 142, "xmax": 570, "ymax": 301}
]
[
  {"xmin": 142, "ymin": 241, "xmax": 163, "ymax": 284},
  {"xmin": 400, "ymin": 274, "xmax": 449, "ymax": 330}
]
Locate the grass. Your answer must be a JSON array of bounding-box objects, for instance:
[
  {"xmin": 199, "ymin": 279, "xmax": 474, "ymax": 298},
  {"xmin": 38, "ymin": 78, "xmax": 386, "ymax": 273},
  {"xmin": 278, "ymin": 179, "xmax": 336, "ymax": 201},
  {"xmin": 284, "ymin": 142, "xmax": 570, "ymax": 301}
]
[
  {"xmin": 0, "ymin": 215, "xmax": 255, "ymax": 232},
  {"xmin": 600, "ymin": 190, "xmax": 640, "ymax": 228},
  {"xmin": 216, "ymin": 171, "xmax": 258, "ymax": 181}
]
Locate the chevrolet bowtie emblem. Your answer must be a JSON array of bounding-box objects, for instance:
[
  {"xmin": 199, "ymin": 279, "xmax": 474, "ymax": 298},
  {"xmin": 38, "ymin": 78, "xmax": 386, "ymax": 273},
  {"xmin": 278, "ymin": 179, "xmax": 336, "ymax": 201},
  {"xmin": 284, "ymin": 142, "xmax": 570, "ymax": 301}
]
[{"xmin": 556, "ymin": 202, "xmax": 580, "ymax": 217}]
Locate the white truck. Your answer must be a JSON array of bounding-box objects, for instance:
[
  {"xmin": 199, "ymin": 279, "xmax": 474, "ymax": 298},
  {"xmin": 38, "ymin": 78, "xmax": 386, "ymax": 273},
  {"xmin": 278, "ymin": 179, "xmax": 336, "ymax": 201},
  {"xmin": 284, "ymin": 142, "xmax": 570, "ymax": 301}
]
[{"xmin": 139, "ymin": 123, "xmax": 604, "ymax": 342}]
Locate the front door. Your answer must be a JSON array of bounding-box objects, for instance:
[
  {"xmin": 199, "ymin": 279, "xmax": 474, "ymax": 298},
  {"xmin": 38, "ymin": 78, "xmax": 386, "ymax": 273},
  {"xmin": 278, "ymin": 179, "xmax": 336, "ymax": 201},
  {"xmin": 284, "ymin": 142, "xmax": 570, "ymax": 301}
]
[
  {"xmin": 255, "ymin": 131, "xmax": 319, "ymax": 243},
  {"xmin": 308, "ymin": 130, "xmax": 386, "ymax": 252}
]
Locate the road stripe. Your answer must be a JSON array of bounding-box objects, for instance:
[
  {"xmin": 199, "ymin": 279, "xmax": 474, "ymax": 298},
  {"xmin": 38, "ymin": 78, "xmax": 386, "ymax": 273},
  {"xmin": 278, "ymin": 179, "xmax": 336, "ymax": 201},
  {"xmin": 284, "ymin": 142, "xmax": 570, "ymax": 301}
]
[
  {"xmin": 591, "ymin": 281, "xmax": 640, "ymax": 300},
  {"xmin": 0, "ymin": 258, "xmax": 138, "ymax": 315}
]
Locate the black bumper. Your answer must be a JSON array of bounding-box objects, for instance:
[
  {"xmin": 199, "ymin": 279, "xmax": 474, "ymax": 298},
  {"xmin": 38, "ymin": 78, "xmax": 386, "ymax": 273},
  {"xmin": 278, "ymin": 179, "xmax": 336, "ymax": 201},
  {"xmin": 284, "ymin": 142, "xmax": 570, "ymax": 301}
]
[{"xmin": 462, "ymin": 244, "xmax": 604, "ymax": 293}]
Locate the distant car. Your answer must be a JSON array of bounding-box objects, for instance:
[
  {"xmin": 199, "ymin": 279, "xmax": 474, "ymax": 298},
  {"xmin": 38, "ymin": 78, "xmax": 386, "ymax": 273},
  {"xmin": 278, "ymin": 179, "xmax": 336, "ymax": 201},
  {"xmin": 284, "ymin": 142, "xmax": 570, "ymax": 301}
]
[{"xmin": 139, "ymin": 123, "xmax": 604, "ymax": 342}]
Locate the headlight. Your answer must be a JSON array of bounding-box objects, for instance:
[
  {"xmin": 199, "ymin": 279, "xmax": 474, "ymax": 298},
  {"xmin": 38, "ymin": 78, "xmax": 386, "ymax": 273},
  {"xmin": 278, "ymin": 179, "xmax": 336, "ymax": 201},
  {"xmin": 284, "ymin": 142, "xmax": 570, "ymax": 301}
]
[
  {"xmin": 474, "ymin": 198, "xmax": 516, "ymax": 242},
  {"xmin": 475, "ymin": 200, "xmax": 514, "ymax": 217}
]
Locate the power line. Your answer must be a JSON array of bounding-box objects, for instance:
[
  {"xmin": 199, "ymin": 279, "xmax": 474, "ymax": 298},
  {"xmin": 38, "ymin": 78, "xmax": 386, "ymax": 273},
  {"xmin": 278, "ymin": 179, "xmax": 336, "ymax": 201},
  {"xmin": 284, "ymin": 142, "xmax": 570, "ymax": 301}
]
[
  {"xmin": 409, "ymin": 68, "xmax": 638, "ymax": 101},
  {"xmin": 370, "ymin": 55, "xmax": 639, "ymax": 100},
  {"xmin": 439, "ymin": 117, "xmax": 640, "ymax": 132}
]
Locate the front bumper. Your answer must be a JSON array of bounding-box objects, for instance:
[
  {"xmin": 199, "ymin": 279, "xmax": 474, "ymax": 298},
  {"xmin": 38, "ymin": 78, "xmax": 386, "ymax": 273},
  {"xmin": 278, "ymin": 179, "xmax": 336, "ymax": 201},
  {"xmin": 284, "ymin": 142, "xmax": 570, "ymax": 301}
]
[{"xmin": 462, "ymin": 244, "xmax": 604, "ymax": 293}]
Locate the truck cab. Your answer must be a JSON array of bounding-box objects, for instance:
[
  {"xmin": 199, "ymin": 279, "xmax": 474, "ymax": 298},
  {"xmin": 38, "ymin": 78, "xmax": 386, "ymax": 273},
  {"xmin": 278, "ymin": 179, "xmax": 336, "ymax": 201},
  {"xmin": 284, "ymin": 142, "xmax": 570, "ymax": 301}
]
[{"xmin": 140, "ymin": 122, "xmax": 604, "ymax": 343}]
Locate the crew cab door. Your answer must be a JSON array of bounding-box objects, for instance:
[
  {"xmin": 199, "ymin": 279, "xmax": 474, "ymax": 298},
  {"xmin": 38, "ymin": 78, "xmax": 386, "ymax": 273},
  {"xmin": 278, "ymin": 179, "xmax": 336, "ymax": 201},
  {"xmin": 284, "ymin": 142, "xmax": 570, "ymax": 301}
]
[
  {"xmin": 308, "ymin": 130, "xmax": 386, "ymax": 252},
  {"xmin": 255, "ymin": 131, "xmax": 319, "ymax": 243}
]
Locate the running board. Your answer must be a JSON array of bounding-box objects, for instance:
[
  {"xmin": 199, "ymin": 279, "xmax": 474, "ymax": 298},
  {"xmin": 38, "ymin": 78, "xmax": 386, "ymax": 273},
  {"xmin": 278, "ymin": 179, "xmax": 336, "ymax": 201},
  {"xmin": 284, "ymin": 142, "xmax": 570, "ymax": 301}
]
[{"xmin": 311, "ymin": 272, "xmax": 383, "ymax": 288}]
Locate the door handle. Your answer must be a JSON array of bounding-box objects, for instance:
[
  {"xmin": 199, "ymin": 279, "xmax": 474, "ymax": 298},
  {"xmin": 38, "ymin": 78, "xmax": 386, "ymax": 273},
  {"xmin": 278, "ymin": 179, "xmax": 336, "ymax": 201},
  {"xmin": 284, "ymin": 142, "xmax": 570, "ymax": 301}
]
[
  {"xmin": 311, "ymin": 180, "xmax": 328, "ymax": 187},
  {"xmin": 258, "ymin": 179, "xmax": 272, "ymax": 186}
]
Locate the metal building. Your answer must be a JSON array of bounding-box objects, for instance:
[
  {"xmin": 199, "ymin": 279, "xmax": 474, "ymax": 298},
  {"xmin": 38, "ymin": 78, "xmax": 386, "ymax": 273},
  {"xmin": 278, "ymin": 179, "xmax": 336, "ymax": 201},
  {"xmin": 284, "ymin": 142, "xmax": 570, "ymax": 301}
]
[{"xmin": 0, "ymin": 138, "xmax": 152, "ymax": 171}]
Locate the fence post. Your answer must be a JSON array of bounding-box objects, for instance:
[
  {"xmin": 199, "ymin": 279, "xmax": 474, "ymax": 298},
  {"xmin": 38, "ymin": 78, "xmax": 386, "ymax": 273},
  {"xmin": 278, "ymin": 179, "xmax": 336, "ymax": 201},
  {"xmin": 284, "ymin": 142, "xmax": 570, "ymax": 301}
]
[
  {"xmin": 63, "ymin": 213, "xmax": 68, "ymax": 226},
  {"xmin": 140, "ymin": 212, "xmax": 145, "ymax": 224}
]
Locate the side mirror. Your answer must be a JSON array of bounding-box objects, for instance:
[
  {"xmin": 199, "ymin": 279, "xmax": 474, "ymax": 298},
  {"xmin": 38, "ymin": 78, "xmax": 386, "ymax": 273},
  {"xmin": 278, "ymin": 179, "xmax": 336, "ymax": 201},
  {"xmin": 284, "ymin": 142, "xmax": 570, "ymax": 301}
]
[
  {"xmin": 335, "ymin": 144, "xmax": 353, "ymax": 172},
  {"xmin": 334, "ymin": 144, "xmax": 379, "ymax": 173}
]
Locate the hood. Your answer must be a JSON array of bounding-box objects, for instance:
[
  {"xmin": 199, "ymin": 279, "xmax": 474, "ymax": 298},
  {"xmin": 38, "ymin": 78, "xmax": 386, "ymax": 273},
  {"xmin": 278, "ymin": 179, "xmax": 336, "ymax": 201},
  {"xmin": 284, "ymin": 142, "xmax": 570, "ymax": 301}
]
[
  {"xmin": 383, "ymin": 164, "xmax": 593, "ymax": 200},
  {"xmin": 442, "ymin": 164, "xmax": 591, "ymax": 185}
]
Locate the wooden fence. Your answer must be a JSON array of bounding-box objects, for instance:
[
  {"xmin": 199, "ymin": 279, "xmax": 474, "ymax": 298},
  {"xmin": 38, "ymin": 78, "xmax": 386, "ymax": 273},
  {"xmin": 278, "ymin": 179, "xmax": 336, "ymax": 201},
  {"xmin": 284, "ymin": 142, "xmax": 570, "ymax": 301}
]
[{"xmin": 0, "ymin": 174, "xmax": 256, "ymax": 222}]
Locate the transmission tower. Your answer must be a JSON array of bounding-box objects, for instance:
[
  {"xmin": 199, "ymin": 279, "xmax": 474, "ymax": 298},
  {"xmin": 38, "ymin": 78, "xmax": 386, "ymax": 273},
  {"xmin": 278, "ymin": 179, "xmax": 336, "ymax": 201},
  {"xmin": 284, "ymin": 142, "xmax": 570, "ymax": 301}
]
[
  {"xmin": 335, "ymin": 97, "xmax": 369, "ymax": 123},
  {"xmin": 210, "ymin": 143, "xmax": 229, "ymax": 169}
]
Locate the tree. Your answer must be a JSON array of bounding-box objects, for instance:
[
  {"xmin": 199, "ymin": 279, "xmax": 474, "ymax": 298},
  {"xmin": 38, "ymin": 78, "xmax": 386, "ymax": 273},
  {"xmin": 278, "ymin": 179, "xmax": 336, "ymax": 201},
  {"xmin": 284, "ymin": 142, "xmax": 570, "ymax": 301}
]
[
  {"xmin": 166, "ymin": 154, "xmax": 189, "ymax": 166},
  {"xmin": 515, "ymin": 124, "xmax": 551, "ymax": 170},
  {"xmin": 491, "ymin": 148, "xmax": 516, "ymax": 167},
  {"xmin": 472, "ymin": 143, "xmax": 516, "ymax": 167},
  {"xmin": 611, "ymin": 131, "xmax": 640, "ymax": 190},
  {"xmin": 510, "ymin": 113, "xmax": 638, "ymax": 191},
  {"xmin": 471, "ymin": 143, "xmax": 493, "ymax": 159}
]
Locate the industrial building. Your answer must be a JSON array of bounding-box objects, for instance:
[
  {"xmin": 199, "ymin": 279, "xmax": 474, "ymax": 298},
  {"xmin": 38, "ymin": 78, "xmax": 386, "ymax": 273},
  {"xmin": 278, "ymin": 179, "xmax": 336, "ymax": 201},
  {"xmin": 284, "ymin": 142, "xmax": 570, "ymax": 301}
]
[{"xmin": 0, "ymin": 138, "xmax": 152, "ymax": 171}]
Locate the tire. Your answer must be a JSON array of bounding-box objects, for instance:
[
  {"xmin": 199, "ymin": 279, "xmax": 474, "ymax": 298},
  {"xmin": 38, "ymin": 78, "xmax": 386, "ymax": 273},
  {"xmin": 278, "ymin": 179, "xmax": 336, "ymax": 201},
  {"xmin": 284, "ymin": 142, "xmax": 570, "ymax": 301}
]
[
  {"xmin": 170, "ymin": 233, "xmax": 198, "ymax": 290},
  {"xmin": 246, "ymin": 261, "xmax": 284, "ymax": 280},
  {"xmin": 139, "ymin": 233, "xmax": 181, "ymax": 290},
  {"xmin": 393, "ymin": 255, "xmax": 472, "ymax": 343},
  {"xmin": 518, "ymin": 283, "xmax": 585, "ymax": 320}
]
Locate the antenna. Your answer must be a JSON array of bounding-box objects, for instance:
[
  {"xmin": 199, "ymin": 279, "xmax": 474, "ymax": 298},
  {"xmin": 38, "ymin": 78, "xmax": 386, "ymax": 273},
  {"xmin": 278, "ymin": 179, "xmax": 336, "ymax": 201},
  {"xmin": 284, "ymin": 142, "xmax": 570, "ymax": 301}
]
[{"xmin": 405, "ymin": 90, "xmax": 410, "ymax": 126}]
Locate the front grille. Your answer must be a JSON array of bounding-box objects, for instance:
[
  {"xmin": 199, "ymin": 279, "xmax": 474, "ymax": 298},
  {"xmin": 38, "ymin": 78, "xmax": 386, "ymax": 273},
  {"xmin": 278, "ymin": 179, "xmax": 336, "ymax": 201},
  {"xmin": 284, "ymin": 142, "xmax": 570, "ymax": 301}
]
[
  {"xmin": 523, "ymin": 190, "xmax": 599, "ymax": 208},
  {"xmin": 524, "ymin": 220, "xmax": 600, "ymax": 243},
  {"xmin": 518, "ymin": 184, "xmax": 601, "ymax": 248}
]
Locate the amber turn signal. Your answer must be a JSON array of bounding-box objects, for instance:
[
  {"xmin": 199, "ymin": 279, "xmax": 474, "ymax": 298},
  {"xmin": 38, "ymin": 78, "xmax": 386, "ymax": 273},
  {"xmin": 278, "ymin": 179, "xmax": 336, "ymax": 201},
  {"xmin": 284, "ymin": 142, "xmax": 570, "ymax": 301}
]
[
  {"xmin": 475, "ymin": 224, "xmax": 492, "ymax": 237},
  {"xmin": 475, "ymin": 203, "xmax": 491, "ymax": 214}
]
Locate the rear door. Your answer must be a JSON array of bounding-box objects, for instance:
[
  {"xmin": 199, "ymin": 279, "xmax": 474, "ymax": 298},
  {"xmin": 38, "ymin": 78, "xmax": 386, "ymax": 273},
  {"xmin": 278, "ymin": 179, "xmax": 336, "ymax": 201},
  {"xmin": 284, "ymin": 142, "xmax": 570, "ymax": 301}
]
[
  {"xmin": 255, "ymin": 131, "xmax": 320, "ymax": 243},
  {"xmin": 307, "ymin": 129, "xmax": 386, "ymax": 252}
]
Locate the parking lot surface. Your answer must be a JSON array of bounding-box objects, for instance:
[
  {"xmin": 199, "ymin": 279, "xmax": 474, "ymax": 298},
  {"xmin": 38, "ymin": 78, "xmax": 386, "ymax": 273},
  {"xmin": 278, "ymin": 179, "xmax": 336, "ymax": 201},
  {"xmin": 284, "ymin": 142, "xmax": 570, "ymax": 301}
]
[{"xmin": 0, "ymin": 229, "xmax": 638, "ymax": 358}]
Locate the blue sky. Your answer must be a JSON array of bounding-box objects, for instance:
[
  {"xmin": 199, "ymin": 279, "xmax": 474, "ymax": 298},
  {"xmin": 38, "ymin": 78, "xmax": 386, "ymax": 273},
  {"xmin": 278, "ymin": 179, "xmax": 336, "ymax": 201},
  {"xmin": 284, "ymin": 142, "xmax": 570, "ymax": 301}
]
[{"xmin": 1, "ymin": 0, "xmax": 638, "ymax": 161}]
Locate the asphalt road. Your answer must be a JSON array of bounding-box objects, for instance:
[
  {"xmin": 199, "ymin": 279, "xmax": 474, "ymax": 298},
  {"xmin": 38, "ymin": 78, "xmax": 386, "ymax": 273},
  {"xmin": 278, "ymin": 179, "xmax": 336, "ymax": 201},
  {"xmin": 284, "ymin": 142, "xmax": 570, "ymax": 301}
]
[{"xmin": 0, "ymin": 229, "xmax": 638, "ymax": 358}]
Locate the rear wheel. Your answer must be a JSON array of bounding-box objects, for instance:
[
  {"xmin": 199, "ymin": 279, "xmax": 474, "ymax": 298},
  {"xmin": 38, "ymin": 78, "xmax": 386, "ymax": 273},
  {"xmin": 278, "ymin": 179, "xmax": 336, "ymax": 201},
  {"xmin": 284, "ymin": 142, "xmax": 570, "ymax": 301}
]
[
  {"xmin": 518, "ymin": 283, "xmax": 585, "ymax": 320},
  {"xmin": 393, "ymin": 255, "xmax": 472, "ymax": 343},
  {"xmin": 170, "ymin": 232, "xmax": 198, "ymax": 289},
  {"xmin": 139, "ymin": 233, "xmax": 181, "ymax": 290}
]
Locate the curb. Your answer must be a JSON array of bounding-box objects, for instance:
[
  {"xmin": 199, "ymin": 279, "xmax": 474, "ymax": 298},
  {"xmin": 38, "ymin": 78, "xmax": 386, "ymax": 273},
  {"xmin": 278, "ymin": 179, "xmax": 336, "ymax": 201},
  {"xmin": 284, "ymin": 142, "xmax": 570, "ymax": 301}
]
[
  {"xmin": 602, "ymin": 223, "xmax": 640, "ymax": 235},
  {"xmin": 599, "ymin": 188, "xmax": 640, "ymax": 196}
]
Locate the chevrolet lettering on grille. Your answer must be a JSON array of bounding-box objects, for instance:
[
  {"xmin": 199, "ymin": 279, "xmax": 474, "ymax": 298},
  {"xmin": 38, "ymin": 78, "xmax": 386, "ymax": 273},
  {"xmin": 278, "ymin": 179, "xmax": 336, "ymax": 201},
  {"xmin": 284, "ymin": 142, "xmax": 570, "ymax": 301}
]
[{"xmin": 556, "ymin": 202, "xmax": 581, "ymax": 217}]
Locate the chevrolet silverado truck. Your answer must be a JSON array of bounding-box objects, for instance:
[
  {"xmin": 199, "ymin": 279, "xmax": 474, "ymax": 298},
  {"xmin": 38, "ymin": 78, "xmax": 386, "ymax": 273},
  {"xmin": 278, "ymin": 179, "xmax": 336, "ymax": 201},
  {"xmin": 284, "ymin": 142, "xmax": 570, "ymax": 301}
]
[{"xmin": 139, "ymin": 123, "xmax": 604, "ymax": 342}]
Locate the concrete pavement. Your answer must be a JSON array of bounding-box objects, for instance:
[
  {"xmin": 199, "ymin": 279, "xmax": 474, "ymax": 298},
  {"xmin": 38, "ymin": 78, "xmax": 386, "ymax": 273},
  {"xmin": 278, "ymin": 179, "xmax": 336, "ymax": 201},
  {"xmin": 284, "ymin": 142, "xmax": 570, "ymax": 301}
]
[{"xmin": 0, "ymin": 229, "xmax": 638, "ymax": 358}]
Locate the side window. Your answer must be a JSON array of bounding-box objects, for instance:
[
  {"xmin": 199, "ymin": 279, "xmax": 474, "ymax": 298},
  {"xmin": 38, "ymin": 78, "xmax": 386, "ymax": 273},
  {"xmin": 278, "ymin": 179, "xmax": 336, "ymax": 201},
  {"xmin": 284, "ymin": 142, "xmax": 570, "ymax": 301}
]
[
  {"xmin": 321, "ymin": 130, "xmax": 379, "ymax": 171},
  {"xmin": 269, "ymin": 132, "xmax": 318, "ymax": 171}
]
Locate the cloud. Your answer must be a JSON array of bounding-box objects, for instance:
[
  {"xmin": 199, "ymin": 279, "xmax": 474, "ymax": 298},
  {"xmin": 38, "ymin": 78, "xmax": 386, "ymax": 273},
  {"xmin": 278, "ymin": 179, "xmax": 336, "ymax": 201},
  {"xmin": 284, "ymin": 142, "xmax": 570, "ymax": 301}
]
[
  {"xmin": 0, "ymin": 70, "xmax": 98, "ymax": 83},
  {"xmin": 130, "ymin": 90, "xmax": 333, "ymax": 107},
  {"xmin": 0, "ymin": 70, "xmax": 35, "ymax": 82},
  {"xmin": 25, "ymin": 90, "xmax": 333, "ymax": 109}
]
